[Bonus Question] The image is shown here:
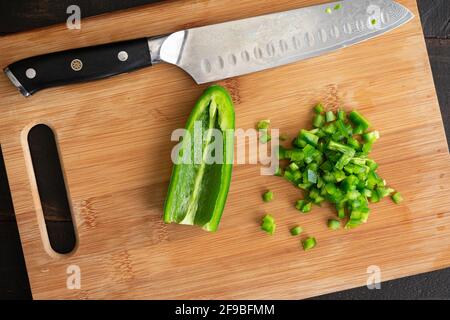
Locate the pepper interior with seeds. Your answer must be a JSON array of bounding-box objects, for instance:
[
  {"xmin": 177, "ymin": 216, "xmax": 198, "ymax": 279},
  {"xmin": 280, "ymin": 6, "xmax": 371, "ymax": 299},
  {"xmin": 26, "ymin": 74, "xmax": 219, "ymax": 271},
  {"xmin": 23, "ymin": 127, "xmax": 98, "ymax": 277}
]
[{"xmin": 163, "ymin": 86, "xmax": 235, "ymax": 232}]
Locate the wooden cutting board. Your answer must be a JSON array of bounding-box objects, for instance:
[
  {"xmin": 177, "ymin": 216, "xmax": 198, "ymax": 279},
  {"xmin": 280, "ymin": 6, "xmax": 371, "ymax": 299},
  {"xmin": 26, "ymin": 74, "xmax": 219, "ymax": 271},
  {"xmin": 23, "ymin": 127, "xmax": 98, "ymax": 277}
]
[{"xmin": 1, "ymin": 0, "xmax": 449, "ymax": 299}]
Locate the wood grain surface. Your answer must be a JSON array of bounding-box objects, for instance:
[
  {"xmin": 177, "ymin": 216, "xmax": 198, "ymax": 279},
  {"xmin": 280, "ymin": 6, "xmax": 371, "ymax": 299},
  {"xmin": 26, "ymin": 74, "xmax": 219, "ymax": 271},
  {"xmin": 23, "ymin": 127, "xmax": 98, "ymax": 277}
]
[
  {"xmin": 0, "ymin": 0, "xmax": 449, "ymax": 299},
  {"xmin": 0, "ymin": 0, "xmax": 163, "ymax": 35}
]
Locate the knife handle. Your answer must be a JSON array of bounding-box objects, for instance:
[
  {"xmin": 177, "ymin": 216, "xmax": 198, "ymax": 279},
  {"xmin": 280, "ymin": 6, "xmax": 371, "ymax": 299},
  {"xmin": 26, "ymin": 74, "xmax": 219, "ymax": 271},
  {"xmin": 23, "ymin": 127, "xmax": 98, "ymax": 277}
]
[{"xmin": 4, "ymin": 38, "xmax": 152, "ymax": 96}]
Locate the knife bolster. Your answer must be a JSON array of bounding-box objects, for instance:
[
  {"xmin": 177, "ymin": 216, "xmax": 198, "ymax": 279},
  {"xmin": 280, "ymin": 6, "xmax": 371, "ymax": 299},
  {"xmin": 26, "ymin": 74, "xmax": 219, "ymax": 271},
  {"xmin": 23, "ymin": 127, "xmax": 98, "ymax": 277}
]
[{"xmin": 147, "ymin": 35, "xmax": 169, "ymax": 65}]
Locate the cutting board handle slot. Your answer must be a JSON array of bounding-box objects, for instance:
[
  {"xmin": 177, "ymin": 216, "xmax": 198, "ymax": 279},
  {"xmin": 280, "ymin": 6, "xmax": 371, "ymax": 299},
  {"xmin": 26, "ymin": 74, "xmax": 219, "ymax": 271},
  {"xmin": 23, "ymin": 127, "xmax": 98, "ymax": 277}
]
[{"xmin": 23, "ymin": 123, "xmax": 78, "ymax": 258}]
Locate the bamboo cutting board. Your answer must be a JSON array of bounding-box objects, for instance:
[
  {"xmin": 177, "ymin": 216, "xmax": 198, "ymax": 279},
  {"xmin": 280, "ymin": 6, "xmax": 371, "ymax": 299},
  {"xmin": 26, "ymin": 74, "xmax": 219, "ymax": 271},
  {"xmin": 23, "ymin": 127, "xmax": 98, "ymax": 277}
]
[{"xmin": 1, "ymin": 0, "xmax": 449, "ymax": 299}]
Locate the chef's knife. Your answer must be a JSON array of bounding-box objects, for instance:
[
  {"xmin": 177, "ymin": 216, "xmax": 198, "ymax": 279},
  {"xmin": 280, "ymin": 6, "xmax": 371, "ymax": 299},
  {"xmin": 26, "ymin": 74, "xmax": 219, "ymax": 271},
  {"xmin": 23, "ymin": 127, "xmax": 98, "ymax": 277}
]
[{"xmin": 4, "ymin": 0, "xmax": 413, "ymax": 97}]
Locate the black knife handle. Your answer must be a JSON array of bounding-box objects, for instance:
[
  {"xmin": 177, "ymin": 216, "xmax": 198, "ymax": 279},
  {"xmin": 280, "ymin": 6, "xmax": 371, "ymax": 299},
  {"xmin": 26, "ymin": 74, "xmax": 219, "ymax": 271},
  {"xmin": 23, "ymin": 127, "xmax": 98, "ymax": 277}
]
[{"xmin": 5, "ymin": 38, "xmax": 152, "ymax": 96}]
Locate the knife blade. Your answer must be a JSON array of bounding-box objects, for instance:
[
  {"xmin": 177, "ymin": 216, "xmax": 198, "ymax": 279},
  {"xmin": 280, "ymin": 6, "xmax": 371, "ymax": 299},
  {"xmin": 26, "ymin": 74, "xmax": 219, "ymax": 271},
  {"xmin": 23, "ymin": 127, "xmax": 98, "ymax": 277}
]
[{"xmin": 4, "ymin": 0, "xmax": 413, "ymax": 96}]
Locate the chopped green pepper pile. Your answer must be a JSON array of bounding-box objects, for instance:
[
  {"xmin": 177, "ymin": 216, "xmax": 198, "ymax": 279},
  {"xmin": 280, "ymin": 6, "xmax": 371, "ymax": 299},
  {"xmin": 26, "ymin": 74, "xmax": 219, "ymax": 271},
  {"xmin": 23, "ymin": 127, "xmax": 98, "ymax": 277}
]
[
  {"xmin": 276, "ymin": 105, "xmax": 402, "ymax": 230},
  {"xmin": 259, "ymin": 104, "xmax": 403, "ymax": 251}
]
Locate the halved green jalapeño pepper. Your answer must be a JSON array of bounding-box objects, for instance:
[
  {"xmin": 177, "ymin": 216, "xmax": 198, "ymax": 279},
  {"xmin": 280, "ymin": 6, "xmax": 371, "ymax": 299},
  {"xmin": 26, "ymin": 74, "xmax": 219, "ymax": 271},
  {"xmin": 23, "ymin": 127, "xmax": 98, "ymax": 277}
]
[{"xmin": 163, "ymin": 85, "xmax": 235, "ymax": 232}]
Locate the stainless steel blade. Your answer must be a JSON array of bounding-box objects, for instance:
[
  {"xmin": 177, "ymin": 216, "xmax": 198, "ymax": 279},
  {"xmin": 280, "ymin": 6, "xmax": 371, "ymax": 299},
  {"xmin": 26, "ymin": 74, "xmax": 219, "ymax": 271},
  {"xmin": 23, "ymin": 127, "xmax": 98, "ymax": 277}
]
[{"xmin": 158, "ymin": 0, "xmax": 413, "ymax": 84}]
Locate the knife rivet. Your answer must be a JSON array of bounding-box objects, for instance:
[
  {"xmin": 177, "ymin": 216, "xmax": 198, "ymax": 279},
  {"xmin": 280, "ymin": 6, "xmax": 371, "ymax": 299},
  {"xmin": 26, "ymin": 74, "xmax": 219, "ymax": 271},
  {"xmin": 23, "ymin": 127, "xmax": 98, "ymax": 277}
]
[
  {"xmin": 25, "ymin": 68, "xmax": 36, "ymax": 79},
  {"xmin": 70, "ymin": 59, "xmax": 83, "ymax": 71},
  {"xmin": 118, "ymin": 51, "xmax": 128, "ymax": 62}
]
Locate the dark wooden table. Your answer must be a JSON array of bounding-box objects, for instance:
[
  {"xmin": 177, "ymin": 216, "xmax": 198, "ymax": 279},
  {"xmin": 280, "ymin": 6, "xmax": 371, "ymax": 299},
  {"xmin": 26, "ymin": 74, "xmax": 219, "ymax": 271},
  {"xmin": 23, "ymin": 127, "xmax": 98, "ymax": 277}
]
[{"xmin": 0, "ymin": 0, "xmax": 449, "ymax": 300}]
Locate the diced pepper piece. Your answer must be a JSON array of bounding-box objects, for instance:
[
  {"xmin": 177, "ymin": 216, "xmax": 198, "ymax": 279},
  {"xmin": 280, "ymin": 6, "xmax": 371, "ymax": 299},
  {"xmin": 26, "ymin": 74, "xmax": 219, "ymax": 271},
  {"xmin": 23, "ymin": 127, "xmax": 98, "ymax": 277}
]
[
  {"xmin": 317, "ymin": 176, "xmax": 324, "ymax": 188},
  {"xmin": 262, "ymin": 191, "xmax": 274, "ymax": 202},
  {"xmin": 335, "ymin": 152, "xmax": 354, "ymax": 170},
  {"xmin": 313, "ymin": 114, "xmax": 325, "ymax": 128},
  {"xmin": 312, "ymin": 195, "xmax": 325, "ymax": 205},
  {"xmin": 289, "ymin": 149, "xmax": 304, "ymax": 162},
  {"xmin": 262, "ymin": 214, "xmax": 275, "ymax": 224},
  {"xmin": 335, "ymin": 119, "xmax": 349, "ymax": 138},
  {"xmin": 391, "ymin": 192, "xmax": 403, "ymax": 204},
  {"xmin": 307, "ymin": 162, "xmax": 318, "ymax": 172},
  {"xmin": 274, "ymin": 167, "xmax": 283, "ymax": 177},
  {"xmin": 261, "ymin": 214, "xmax": 276, "ymax": 235},
  {"xmin": 326, "ymin": 111, "xmax": 336, "ymax": 122},
  {"xmin": 307, "ymin": 169, "xmax": 318, "ymax": 183},
  {"xmin": 363, "ymin": 188, "xmax": 372, "ymax": 197},
  {"xmin": 347, "ymin": 137, "xmax": 361, "ymax": 150},
  {"xmin": 349, "ymin": 110, "xmax": 370, "ymax": 132},
  {"xmin": 295, "ymin": 200, "xmax": 306, "ymax": 211},
  {"xmin": 328, "ymin": 219, "xmax": 341, "ymax": 230},
  {"xmin": 370, "ymin": 191, "xmax": 380, "ymax": 203},
  {"xmin": 366, "ymin": 173, "xmax": 379, "ymax": 189},
  {"xmin": 320, "ymin": 160, "xmax": 333, "ymax": 171},
  {"xmin": 289, "ymin": 162, "xmax": 299, "ymax": 171},
  {"xmin": 298, "ymin": 182, "xmax": 313, "ymax": 191},
  {"xmin": 347, "ymin": 190, "xmax": 361, "ymax": 200},
  {"xmin": 257, "ymin": 119, "xmax": 270, "ymax": 130},
  {"xmin": 314, "ymin": 103, "xmax": 325, "ymax": 114},
  {"xmin": 295, "ymin": 200, "xmax": 312, "ymax": 213},
  {"xmin": 299, "ymin": 129, "xmax": 319, "ymax": 146},
  {"xmin": 329, "ymin": 189, "xmax": 345, "ymax": 203},
  {"xmin": 342, "ymin": 175, "xmax": 359, "ymax": 192},
  {"xmin": 333, "ymin": 169, "xmax": 346, "ymax": 182},
  {"xmin": 302, "ymin": 237, "xmax": 317, "ymax": 251},
  {"xmin": 301, "ymin": 202, "xmax": 312, "ymax": 213},
  {"xmin": 308, "ymin": 187, "xmax": 320, "ymax": 199},
  {"xmin": 260, "ymin": 131, "xmax": 271, "ymax": 144},
  {"xmin": 289, "ymin": 148, "xmax": 305, "ymax": 163},
  {"xmin": 293, "ymin": 137, "xmax": 307, "ymax": 148},
  {"xmin": 337, "ymin": 202, "xmax": 346, "ymax": 219},
  {"xmin": 316, "ymin": 129, "xmax": 326, "ymax": 139},
  {"xmin": 377, "ymin": 187, "xmax": 395, "ymax": 199},
  {"xmin": 325, "ymin": 182, "xmax": 338, "ymax": 195},
  {"xmin": 323, "ymin": 123, "xmax": 336, "ymax": 136},
  {"xmin": 362, "ymin": 131, "xmax": 380, "ymax": 144},
  {"xmin": 360, "ymin": 210, "xmax": 370, "ymax": 223},
  {"xmin": 350, "ymin": 157, "xmax": 366, "ymax": 166},
  {"xmin": 353, "ymin": 125, "xmax": 364, "ymax": 135},
  {"xmin": 313, "ymin": 151, "xmax": 324, "ymax": 165},
  {"xmin": 345, "ymin": 219, "xmax": 363, "ymax": 229},
  {"xmin": 327, "ymin": 140, "xmax": 355, "ymax": 155},
  {"xmin": 366, "ymin": 159, "xmax": 378, "ymax": 171},
  {"xmin": 344, "ymin": 164, "xmax": 355, "ymax": 174},
  {"xmin": 303, "ymin": 144, "xmax": 318, "ymax": 164},
  {"xmin": 345, "ymin": 123, "xmax": 354, "ymax": 136},
  {"xmin": 284, "ymin": 170, "xmax": 301, "ymax": 184},
  {"xmin": 337, "ymin": 109, "xmax": 346, "ymax": 121},
  {"xmin": 290, "ymin": 226, "xmax": 303, "ymax": 236},
  {"xmin": 277, "ymin": 146, "xmax": 288, "ymax": 160}
]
